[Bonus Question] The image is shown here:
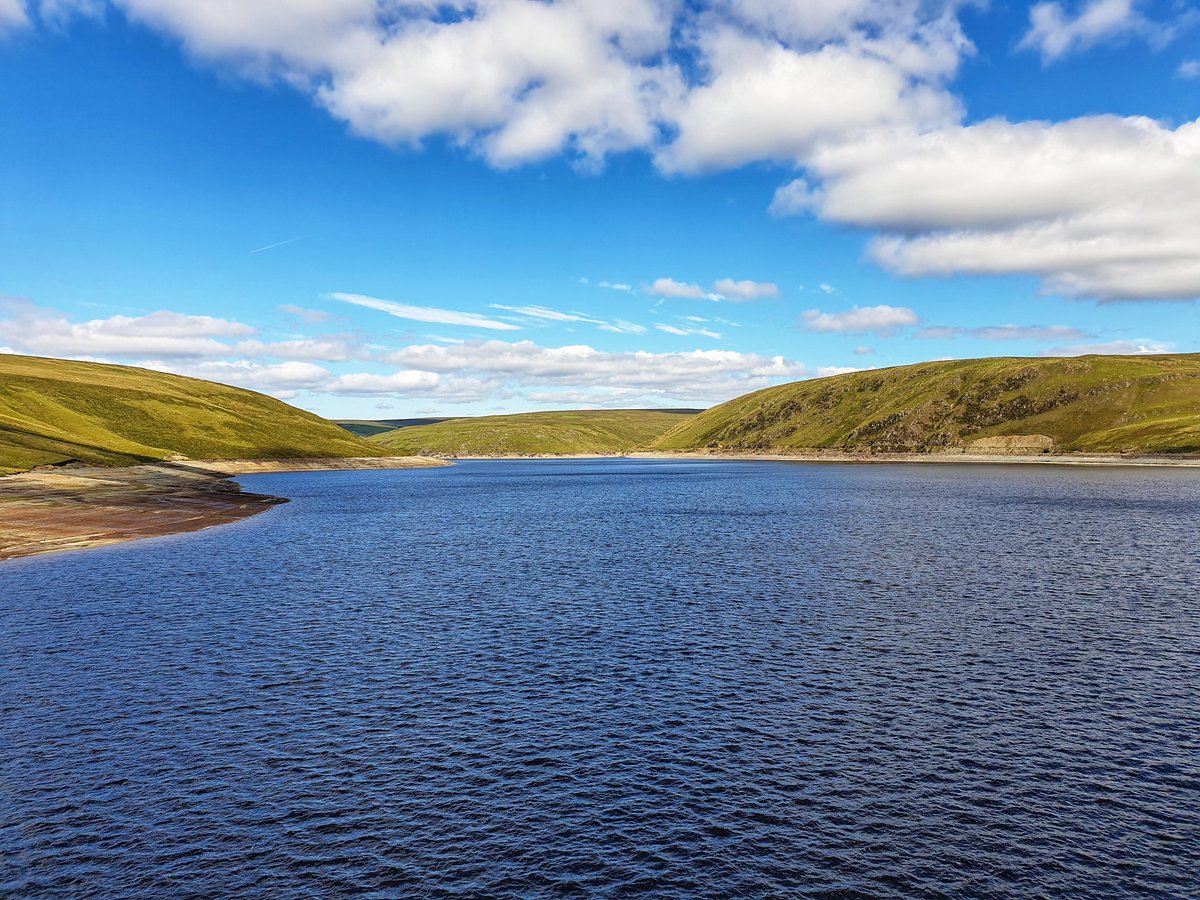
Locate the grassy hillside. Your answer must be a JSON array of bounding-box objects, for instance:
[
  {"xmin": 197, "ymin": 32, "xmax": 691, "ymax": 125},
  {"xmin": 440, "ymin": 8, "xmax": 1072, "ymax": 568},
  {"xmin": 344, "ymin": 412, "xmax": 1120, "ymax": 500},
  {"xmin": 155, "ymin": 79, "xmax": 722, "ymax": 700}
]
[
  {"xmin": 650, "ymin": 355, "xmax": 1200, "ymax": 455},
  {"xmin": 336, "ymin": 417, "xmax": 454, "ymax": 437},
  {"xmin": 372, "ymin": 409, "xmax": 699, "ymax": 456},
  {"xmin": 0, "ymin": 354, "xmax": 388, "ymax": 475}
]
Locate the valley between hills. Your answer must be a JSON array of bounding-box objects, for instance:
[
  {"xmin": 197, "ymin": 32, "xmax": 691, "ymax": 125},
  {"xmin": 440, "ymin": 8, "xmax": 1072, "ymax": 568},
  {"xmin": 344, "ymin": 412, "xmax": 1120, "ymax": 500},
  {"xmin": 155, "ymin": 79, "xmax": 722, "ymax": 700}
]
[{"xmin": 3, "ymin": 351, "xmax": 1199, "ymax": 560}]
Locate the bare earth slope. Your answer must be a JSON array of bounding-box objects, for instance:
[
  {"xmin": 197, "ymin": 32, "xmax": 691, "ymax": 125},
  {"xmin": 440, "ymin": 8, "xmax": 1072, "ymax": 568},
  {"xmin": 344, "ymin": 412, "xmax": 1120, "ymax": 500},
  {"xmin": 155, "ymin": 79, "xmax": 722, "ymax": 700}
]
[
  {"xmin": 650, "ymin": 355, "xmax": 1200, "ymax": 456},
  {"xmin": 0, "ymin": 354, "xmax": 387, "ymax": 474},
  {"xmin": 372, "ymin": 409, "xmax": 699, "ymax": 456}
]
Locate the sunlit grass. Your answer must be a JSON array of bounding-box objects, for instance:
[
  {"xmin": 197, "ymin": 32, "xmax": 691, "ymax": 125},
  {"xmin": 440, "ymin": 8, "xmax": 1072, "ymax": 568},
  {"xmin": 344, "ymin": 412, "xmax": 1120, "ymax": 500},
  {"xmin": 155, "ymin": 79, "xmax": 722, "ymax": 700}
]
[
  {"xmin": 371, "ymin": 409, "xmax": 697, "ymax": 456},
  {"xmin": 650, "ymin": 355, "xmax": 1200, "ymax": 455},
  {"xmin": 0, "ymin": 354, "xmax": 387, "ymax": 474}
]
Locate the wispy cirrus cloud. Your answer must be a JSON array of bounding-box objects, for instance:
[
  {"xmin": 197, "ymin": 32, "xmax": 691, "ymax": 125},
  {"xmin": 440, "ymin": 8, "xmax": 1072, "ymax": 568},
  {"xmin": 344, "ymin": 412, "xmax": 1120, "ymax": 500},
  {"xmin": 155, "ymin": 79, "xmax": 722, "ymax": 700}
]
[
  {"xmin": 656, "ymin": 323, "xmax": 721, "ymax": 339},
  {"xmin": 491, "ymin": 303, "xmax": 603, "ymax": 324},
  {"xmin": 250, "ymin": 237, "xmax": 302, "ymax": 254},
  {"xmin": 915, "ymin": 324, "xmax": 1093, "ymax": 342},
  {"xmin": 600, "ymin": 320, "xmax": 648, "ymax": 334},
  {"xmin": 489, "ymin": 303, "xmax": 646, "ymax": 334},
  {"xmin": 330, "ymin": 292, "xmax": 520, "ymax": 331}
]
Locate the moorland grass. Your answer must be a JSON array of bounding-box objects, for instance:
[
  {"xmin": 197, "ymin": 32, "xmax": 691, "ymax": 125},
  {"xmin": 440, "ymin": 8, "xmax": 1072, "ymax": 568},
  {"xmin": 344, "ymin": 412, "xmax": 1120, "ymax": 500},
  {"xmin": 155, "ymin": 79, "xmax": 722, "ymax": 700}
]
[
  {"xmin": 371, "ymin": 409, "xmax": 697, "ymax": 456},
  {"xmin": 649, "ymin": 354, "xmax": 1200, "ymax": 455},
  {"xmin": 0, "ymin": 354, "xmax": 387, "ymax": 475}
]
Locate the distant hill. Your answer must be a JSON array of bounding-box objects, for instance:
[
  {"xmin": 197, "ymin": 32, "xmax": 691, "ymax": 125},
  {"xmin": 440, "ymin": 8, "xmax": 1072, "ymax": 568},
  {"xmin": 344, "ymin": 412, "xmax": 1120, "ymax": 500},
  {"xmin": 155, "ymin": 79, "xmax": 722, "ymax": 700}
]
[
  {"xmin": 371, "ymin": 409, "xmax": 700, "ymax": 456},
  {"xmin": 649, "ymin": 355, "xmax": 1200, "ymax": 456},
  {"xmin": 335, "ymin": 418, "xmax": 456, "ymax": 437},
  {"xmin": 0, "ymin": 354, "xmax": 388, "ymax": 475}
]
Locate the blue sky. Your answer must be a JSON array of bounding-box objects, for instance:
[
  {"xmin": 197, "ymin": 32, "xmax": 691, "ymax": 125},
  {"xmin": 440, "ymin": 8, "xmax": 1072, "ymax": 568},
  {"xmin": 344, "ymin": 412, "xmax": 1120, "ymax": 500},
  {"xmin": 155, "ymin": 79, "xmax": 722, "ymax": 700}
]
[{"xmin": 1, "ymin": 0, "xmax": 1197, "ymax": 417}]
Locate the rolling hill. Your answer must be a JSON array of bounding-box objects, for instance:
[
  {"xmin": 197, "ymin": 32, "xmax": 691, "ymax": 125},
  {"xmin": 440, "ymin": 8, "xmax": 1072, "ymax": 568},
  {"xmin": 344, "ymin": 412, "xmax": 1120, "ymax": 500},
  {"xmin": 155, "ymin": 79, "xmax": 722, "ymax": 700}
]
[
  {"xmin": 0, "ymin": 354, "xmax": 389, "ymax": 475},
  {"xmin": 371, "ymin": 409, "xmax": 699, "ymax": 456},
  {"xmin": 649, "ymin": 355, "xmax": 1200, "ymax": 456},
  {"xmin": 335, "ymin": 417, "xmax": 455, "ymax": 437}
]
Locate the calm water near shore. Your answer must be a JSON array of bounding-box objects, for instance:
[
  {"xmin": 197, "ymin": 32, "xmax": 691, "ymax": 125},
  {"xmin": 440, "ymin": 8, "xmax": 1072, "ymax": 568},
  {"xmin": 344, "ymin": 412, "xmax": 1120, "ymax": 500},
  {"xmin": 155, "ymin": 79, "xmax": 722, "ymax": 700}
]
[{"xmin": 2, "ymin": 459, "xmax": 1199, "ymax": 897}]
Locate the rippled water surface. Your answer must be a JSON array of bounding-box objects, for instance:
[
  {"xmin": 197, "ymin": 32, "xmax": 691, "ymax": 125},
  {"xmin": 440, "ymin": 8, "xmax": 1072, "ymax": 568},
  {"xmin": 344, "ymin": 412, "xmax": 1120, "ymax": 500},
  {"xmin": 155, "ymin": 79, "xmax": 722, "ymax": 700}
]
[{"xmin": 3, "ymin": 459, "xmax": 1200, "ymax": 897}]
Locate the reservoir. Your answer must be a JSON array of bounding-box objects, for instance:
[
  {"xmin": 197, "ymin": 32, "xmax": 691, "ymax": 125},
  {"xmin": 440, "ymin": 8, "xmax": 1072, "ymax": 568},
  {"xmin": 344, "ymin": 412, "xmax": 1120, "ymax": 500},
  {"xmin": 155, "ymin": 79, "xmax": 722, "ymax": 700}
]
[{"xmin": 3, "ymin": 459, "xmax": 1198, "ymax": 896}]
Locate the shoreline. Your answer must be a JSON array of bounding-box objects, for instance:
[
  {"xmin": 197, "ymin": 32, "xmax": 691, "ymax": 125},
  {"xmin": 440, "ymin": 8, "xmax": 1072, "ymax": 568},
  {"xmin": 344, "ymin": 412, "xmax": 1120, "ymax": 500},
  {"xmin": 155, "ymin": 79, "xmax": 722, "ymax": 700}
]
[
  {"xmin": 0, "ymin": 457, "xmax": 447, "ymax": 562},
  {"xmin": 629, "ymin": 450, "xmax": 1200, "ymax": 467},
  {"xmin": 426, "ymin": 450, "xmax": 1200, "ymax": 467},
  {"xmin": 5, "ymin": 449, "xmax": 1197, "ymax": 563}
]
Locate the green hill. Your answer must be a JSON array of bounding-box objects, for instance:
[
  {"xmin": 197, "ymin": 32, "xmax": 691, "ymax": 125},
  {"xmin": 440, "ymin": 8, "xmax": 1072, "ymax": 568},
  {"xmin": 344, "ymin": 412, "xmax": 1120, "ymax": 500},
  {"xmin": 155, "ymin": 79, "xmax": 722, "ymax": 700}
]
[
  {"xmin": 335, "ymin": 417, "xmax": 454, "ymax": 437},
  {"xmin": 0, "ymin": 354, "xmax": 388, "ymax": 475},
  {"xmin": 649, "ymin": 355, "xmax": 1200, "ymax": 456},
  {"xmin": 372, "ymin": 409, "xmax": 699, "ymax": 456}
]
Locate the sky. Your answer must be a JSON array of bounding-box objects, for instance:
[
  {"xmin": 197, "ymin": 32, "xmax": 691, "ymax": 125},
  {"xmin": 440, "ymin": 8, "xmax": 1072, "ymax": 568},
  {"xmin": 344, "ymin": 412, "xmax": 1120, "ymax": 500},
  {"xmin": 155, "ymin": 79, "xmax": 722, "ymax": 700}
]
[{"xmin": 1, "ymin": 0, "xmax": 1198, "ymax": 418}]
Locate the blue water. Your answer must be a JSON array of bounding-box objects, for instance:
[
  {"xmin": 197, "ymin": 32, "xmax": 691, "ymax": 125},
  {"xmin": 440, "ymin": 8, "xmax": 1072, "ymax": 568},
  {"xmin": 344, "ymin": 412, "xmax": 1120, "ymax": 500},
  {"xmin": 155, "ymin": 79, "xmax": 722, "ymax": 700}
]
[{"xmin": 2, "ymin": 459, "xmax": 1199, "ymax": 897}]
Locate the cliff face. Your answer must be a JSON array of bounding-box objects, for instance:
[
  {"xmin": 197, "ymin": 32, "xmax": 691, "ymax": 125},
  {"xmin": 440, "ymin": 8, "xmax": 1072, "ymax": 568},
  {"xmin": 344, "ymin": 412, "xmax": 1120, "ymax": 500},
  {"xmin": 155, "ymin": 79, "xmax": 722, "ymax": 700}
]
[{"xmin": 650, "ymin": 355, "xmax": 1200, "ymax": 456}]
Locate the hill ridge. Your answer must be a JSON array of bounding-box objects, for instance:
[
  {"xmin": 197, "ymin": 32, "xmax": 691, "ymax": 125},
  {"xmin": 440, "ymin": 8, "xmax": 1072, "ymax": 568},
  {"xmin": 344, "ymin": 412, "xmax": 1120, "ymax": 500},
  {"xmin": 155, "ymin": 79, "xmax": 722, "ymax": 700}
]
[
  {"xmin": 649, "ymin": 354, "xmax": 1200, "ymax": 456},
  {"xmin": 371, "ymin": 408, "xmax": 698, "ymax": 456},
  {"xmin": 0, "ymin": 354, "xmax": 387, "ymax": 474}
]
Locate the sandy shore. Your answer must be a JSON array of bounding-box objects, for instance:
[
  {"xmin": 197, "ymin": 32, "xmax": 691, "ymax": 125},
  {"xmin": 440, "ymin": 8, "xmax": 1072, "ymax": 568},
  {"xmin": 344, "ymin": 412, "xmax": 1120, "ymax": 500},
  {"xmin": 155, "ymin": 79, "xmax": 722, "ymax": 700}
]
[{"xmin": 0, "ymin": 457, "xmax": 447, "ymax": 562}]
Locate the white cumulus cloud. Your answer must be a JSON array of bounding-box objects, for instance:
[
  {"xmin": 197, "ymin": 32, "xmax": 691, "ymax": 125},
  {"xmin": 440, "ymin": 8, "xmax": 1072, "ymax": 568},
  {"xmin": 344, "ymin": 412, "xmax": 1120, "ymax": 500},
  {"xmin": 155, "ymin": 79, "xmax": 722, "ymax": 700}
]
[
  {"xmin": 1019, "ymin": 0, "xmax": 1168, "ymax": 63},
  {"xmin": 172, "ymin": 359, "xmax": 333, "ymax": 391},
  {"xmin": 1042, "ymin": 338, "xmax": 1172, "ymax": 356},
  {"xmin": 23, "ymin": 2, "xmax": 1200, "ymax": 305},
  {"xmin": 0, "ymin": 0, "xmax": 28, "ymax": 29},
  {"xmin": 785, "ymin": 115, "xmax": 1200, "ymax": 301},
  {"xmin": 278, "ymin": 303, "xmax": 333, "ymax": 324},
  {"xmin": 801, "ymin": 304, "xmax": 919, "ymax": 336},
  {"xmin": 657, "ymin": 15, "xmax": 965, "ymax": 172},
  {"xmin": 41, "ymin": 0, "xmax": 973, "ymax": 174},
  {"xmin": 234, "ymin": 337, "xmax": 367, "ymax": 361},
  {"xmin": 0, "ymin": 306, "xmax": 258, "ymax": 358},
  {"xmin": 383, "ymin": 338, "xmax": 811, "ymax": 402},
  {"xmin": 712, "ymin": 278, "xmax": 780, "ymax": 301},
  {"xmin": 647, "ymin": 277, "xmax": 716, "ymax": 300}
]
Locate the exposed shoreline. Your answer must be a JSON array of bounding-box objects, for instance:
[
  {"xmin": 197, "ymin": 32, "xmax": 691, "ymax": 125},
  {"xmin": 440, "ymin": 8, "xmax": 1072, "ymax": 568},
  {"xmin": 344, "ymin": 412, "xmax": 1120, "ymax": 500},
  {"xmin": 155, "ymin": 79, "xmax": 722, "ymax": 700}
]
[
  {"xmin": 430, "ymin": 449, "xmax": 1200, "ymax": 467},
  {"xmin": 629, "ymin": 450, "xmax": 1200, "ymax": 467},
  {"xmin": 5, "ymin": 449, "xmax": 1197, "ymax": 563},
  {"xmin": 0, "ymin": 457, "xmax": 447, "ymax": 562}
]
